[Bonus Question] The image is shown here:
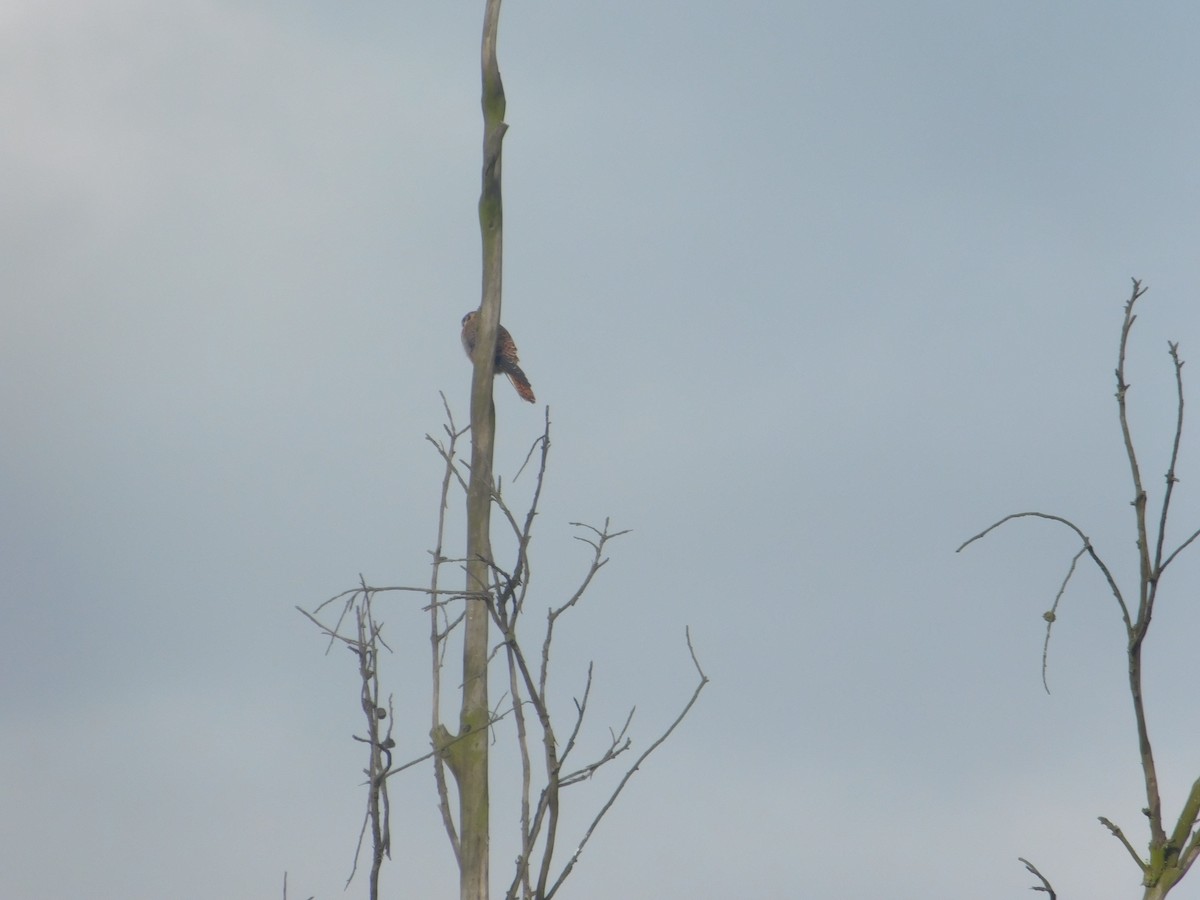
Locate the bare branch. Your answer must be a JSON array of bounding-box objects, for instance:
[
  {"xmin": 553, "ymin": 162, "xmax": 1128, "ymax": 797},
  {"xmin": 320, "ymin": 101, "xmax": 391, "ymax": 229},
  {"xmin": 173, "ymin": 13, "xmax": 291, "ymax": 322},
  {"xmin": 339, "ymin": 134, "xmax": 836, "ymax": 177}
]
[
  {"xmin": 505, "ymin": 633, "xmax": 535, "ymax": 900},
  {"xmin": 295, "ymin": 605, "xmax": 359, "ymax": 650},
  {"xmin": 1116, "ymin": 280, "xmax": 1153, "ymax": 625},
  {"xmin": 297, "ymin": 588, "xmax": 394, "ymax": 899},
  {"xmin": 1036, "ymin": 546, "xmax": 1085, "ymax": 694},
  {"xmin": 559, "ymin": 706, "xmax": 634, "ymax": 787},
  {"xmin": 1152, "ymin": 342, "xmax": 1187, "ymax": 579},
  {"xmin": 1099, "ymin": 816, "xmax": 1148, "ymax": 873},
  {"xmin": 1181, "ymin": 834, "xmax": 1200, "ymax": 884},
  {"xmin": 427, "ymin": 395, "xmax": 465, "ymax": 864},
  {"xmin": 957, "ymin": 511, "xmax": 1132, "ymax": 633},
  {"xmin": 1167, "ymin": 775, "xmax": 1200, "ymax": 880},
  {"xmin": 1113, "ymin": 281, "xmax": 1169, "ymax": 853},
  {"xmin": 1154, "ymin": 341, "xmax": 1200, "ymax": 578},
  {"xmin": 1179, "ymin": 826, "xmax": 1200, "ymax": 884},
  {"xmin": 556, "ymin": 664, "xmax": 595, "ymax": 770},
  {"xmin": 490, "ymin": 408, "xmax": 552, "ymax": 623},
  {"xmin": 491, "ymin": 511, "xmax": 701, "ymax": 900},
  {"xmin": 1018, "ymin": 857, "xmax": 1057, "ymax": 899},
  {"xmin": 543, "ymin": 629, "xmax": 709, "ymax": 900},
  {"xmin": 1160, "ymin": 525, "xmax": 1200, "ymax": 573},
  {"xmin": 541, "ymin": 521, "xmax": 630, "ymax": 697},
  {"xmin": 514, "ymin": 407, "xmax": 550, "ymax": 482}
]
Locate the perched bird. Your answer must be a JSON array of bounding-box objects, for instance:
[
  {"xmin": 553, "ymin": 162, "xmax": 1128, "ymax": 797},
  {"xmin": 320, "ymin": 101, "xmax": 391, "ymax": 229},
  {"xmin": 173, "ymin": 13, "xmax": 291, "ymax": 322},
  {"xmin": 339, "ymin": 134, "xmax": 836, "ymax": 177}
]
[{"xmin": 461, "ymin": 310, "xmax": 536, "ymax": 403}]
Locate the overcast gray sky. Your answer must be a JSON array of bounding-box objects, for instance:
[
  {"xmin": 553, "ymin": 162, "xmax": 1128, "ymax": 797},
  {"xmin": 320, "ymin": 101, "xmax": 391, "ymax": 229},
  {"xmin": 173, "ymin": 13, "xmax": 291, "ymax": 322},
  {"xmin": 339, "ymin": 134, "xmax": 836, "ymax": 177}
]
[{"xmin": 5, "ymin": 1, "xmax": 1200, "ymax": 898}]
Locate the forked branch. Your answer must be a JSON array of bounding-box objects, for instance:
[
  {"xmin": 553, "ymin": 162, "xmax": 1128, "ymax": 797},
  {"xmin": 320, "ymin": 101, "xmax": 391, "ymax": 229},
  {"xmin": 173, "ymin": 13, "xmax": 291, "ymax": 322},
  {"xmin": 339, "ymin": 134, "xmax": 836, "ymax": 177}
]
[
  {"xmin": 962, "ymin": 281, "xmax": 1200, "ymax": 899},
  {"xmin": 1019, "ymin": 857, "xmax": 1057, "ymax": 899}
]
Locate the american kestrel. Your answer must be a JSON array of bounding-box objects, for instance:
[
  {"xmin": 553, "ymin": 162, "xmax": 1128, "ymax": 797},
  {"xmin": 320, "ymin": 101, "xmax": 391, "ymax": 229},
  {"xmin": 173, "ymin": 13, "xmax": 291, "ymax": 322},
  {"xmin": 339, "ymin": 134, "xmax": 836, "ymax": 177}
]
[{"xmin": 461, "ymin": 310, "xmax": 536, "ymax": 403}]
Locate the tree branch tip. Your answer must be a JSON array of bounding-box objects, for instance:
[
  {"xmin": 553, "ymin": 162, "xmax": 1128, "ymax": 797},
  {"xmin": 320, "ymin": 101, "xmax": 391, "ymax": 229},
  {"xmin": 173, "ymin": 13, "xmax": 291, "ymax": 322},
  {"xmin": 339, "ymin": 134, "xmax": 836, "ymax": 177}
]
[{"xmin": 1018, "ymin": 857, "xmax": 1056, "ymax": 899}]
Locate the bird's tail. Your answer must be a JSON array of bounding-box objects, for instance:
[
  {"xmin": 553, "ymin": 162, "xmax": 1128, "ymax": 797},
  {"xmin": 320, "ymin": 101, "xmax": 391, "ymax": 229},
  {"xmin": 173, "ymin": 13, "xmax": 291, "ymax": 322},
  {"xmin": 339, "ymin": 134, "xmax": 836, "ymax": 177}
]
[{"xmin": 504, "ymin": 365, "xmax": 536, "ymax": 403}]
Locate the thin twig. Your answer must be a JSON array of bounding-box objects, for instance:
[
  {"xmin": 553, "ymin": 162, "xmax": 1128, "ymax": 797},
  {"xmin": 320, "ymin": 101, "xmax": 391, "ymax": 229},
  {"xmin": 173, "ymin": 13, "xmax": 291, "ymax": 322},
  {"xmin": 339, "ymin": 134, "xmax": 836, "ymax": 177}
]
[
  {"xmin": 1160, "ymin": 525, "xmax": 1200, "ymax": 573},
  {"xmin": 428, "ymin": 394, "xmax": 466, "ymax": 864},
  {"xmin": 1018, "ymin": 857, "xmax": 1057, "ymax": 899},
  {"xmin": 1115, "ymin": 281, "xmax": 1168, "ymax": 853},
  {"xmin": 556, "ymin": 664, "xmax": 594, "ymax": 770},
  {"xmin": 958, "ymin": 511, "xmax": 1132, "ymax": 633},
  {"xmin": 505, "ymin": 633, "xmax": 534, "ymax": 900},
  {"xmin": 541, "ymin": 521, "xmax": 630, "ymax": 697},
  {"xmin": 1099, "ymin": 816, "xmax": 1149, "ymax": 873},
  {"xmin": 543, "ymin": 629, "xmax": 709, "ymax": 900},
  {"xmin": 1152, "ymin": 342, "xmax": 1186, "ymax": 578},
  {"xmin": 1116, "ymin": 282, "xmax": 1153, "ymax": 613},
  {"xmin": 559, "ymin": 707, "xmax": 634, "ymax": 787},
  {"xmin": 1038, "ymin": 547, "xmax": 1085, "ymax": 694}
]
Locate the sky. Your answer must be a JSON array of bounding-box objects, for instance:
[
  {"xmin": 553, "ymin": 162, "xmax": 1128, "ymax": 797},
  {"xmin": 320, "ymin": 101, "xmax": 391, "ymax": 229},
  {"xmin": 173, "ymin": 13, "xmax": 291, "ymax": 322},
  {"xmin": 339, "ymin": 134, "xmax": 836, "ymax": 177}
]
[{"xmin": 4, "ymin": 1, "xmax": 1200, "ymax": 898}]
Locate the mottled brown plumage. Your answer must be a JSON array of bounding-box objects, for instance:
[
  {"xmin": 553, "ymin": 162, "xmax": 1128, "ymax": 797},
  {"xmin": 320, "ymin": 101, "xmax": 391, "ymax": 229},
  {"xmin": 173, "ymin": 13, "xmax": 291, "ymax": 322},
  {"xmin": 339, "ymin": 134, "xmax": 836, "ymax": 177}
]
[{"xmin": 461, "ymin": 310, "xmax": 536, "ymax": 403}]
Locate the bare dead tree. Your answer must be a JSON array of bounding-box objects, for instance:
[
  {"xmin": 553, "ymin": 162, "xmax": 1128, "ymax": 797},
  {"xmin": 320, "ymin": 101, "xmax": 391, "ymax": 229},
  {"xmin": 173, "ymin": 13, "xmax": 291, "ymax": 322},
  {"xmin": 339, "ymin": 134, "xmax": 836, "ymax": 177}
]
[
  {"xmin": 301, "ymin": 1, "xmax": 705, "ymax": 896},
  {"xmin": 959, "ymin": 280, "xmax": 1200, "ymax": 900},
  {"xmin": 300, "ymin": 397, "xmax": 707, "ymax": 899}
]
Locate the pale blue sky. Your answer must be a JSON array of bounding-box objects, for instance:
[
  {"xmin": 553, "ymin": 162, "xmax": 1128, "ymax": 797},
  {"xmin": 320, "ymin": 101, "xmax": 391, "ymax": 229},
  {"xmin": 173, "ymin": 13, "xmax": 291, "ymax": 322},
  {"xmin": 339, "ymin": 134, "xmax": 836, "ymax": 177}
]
[{"xmin": 5, "ymin": 2, "xmax": 1200, "ymax": 898}]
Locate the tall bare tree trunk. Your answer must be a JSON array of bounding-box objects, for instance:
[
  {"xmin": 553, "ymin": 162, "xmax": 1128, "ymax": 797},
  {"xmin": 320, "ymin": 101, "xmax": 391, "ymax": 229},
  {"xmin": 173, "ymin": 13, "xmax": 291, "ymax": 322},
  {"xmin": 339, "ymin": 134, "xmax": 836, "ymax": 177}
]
[{"xmin": 460, "ymin": 2, "xmax": 507, "ymax": 899}]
